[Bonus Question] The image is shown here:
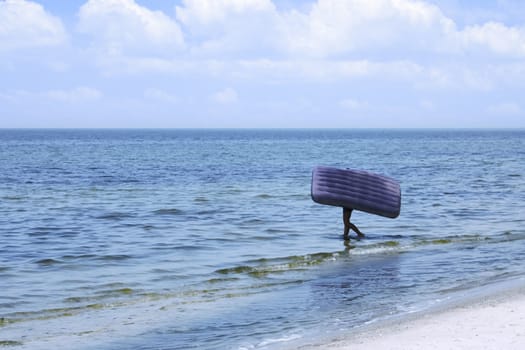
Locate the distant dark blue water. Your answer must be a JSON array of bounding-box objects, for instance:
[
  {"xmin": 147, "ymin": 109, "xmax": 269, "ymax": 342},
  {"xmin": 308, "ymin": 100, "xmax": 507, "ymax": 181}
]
[{"xmin": 1, "ymin": 129, "xmax": 524, "ymax": 349}]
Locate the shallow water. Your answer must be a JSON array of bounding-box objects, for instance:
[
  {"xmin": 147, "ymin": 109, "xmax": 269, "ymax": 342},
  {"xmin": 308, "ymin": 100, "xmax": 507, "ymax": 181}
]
[{"xmin": 1, "ymin": 129, "xmax": 524, "ymax": 349}]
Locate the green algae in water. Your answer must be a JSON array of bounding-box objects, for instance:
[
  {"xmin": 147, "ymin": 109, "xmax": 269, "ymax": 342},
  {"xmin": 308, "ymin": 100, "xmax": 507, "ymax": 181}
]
[
  {"xmin": 0, "ymin": 340, "xmax": 23, "ymax": 347},
  {"xmin": 247, "ymin": 270, "xmax": 269, "ymax": 278},
  {"xmin": 216, "ymin": 265, "xmax": 254, "ymax": 274},
  {"xmin": 64, "ymin": 297, "xmax": 81, "ymax": 303},
  {"xmin": 115, "ymin": 288, "xmax": 133, "ymax": 295},
  {"xmin": 432, "ymin": 239, "xmax": 452, "ymax": 244},
  {"xmin": 207, "ymin": 277, "xmax": 240, "ymax": 284},
  {"xmin": 86, "ymin": 303, "xmax": 105, "ymax": 310},
  {"xmin": 215, "ymin": 252, "xmax": 340, "ymax": 278}
]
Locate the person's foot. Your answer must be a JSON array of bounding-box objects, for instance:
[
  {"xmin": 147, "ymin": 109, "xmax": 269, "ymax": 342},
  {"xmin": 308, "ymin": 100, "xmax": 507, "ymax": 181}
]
[{"xmin": 349, "ymin": 223, "xmax": 364, "ymax": 238}]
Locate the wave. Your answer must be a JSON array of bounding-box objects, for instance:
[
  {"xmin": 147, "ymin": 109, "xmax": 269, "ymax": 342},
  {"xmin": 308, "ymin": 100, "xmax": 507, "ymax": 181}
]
[
  {"xmin": 34, "ymin": 258, "xmax": 63, "ymax": 266},
  {"xmin": 152, "ymin": 208, "xmax": 183, "ymax": 216},
  {"xmin": 5, "ymin": 232, "xmax": 523, "ymax": 332},
  {"xmin": 213, "ymin": 232, "xmax": 525, "ymax": 278},
  {"xmin": 215, "ymin": 252, "xmax": 342, "ymax": 277},
  {"xmin": 95, "ymin": 212, "xmax": 135, "ymax": 220}
]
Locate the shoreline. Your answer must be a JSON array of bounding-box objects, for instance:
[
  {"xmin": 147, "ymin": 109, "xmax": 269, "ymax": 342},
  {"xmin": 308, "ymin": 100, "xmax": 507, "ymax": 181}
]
[{"xmin": 298, "ymin": 277, "xmax": 525, "ymax": 349}]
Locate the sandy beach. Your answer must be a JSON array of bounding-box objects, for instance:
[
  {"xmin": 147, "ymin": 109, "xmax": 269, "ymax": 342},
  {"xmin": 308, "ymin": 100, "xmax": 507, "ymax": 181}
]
[{"xmin": 301, "ymin": 280, "xmax": 525, "ymax": 350}]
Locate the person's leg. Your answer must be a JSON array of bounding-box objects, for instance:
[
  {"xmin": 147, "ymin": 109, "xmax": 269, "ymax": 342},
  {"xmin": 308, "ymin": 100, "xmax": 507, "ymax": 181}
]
[
  {"xmin": 343, "ymin": 208, "xmax": 351, "ymax": 240},
  {"xmin": 349, "ymin": 222, "xmax": 365, "ymax": 238},
  {"xmin": 342, "ymin": 207, "xmax": 365, "ymax": 239}
]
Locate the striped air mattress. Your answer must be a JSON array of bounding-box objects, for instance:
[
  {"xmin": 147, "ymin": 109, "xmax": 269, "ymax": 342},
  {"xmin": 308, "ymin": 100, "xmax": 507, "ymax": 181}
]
[{"xmin": 311, "ymin": 166, "xmax": 401, "ymax": 218}]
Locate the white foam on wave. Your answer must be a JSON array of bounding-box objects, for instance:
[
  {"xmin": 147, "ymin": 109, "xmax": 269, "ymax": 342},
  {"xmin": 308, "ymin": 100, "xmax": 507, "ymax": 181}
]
[
  {"xmin": 350, "ymin": 242, "xmax": 408, "ymax": 256},
  {"xmin": 238, "ymin": 333, "xmax": 303, "ymax": 349}
]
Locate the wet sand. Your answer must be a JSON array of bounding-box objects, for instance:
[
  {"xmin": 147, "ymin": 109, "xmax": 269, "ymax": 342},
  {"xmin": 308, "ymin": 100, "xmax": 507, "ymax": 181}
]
[{"xmin": 301, "ymin": 279, "xmax": 525, "ymax": 350}]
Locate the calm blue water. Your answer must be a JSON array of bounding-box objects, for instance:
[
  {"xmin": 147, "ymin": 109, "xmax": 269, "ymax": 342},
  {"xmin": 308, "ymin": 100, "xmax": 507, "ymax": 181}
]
[{"xmin": 1, "ymin": 129, "xmax": 524, "ymax": 349}]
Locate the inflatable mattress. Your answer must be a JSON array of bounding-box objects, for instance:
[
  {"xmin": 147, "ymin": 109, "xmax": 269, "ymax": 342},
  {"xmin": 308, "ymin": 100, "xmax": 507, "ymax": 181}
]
[{"xmin": 311, "ymin": 166, "xmax": 401, "ymax": 218}]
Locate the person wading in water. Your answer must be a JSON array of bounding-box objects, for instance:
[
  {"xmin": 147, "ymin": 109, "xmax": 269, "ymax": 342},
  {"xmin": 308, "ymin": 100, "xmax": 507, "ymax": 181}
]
[{"xmin": 343, "ymin": 207, "xmax": 364, "ymax": 240}]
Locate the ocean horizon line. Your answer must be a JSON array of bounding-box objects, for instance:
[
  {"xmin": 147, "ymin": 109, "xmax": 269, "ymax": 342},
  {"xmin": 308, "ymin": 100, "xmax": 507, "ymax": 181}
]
[{"xmin": 1, "ymin": 127, "xmax": 524, "ymax": 131}]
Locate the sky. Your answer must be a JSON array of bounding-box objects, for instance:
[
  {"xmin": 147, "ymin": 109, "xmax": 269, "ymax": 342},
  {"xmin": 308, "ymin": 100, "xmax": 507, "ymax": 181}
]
[{"xmin": 1, "ymin": 0, "xmax": 525, "ymax": 128}]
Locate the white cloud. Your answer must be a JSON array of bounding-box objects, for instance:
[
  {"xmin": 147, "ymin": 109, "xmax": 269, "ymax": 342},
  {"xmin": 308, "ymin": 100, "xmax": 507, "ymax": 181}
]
[
  {"xmin": 44, "ymin": 87, "xmax": 102, "ymax": 103},
  {"xmin": 175, "ymin": 0, "xmax": 525, "ymax": 60},
  {"xmin": 281, "ymin": 0, "xmax": 457, "ymax": 57},
  {"xmin": 78, "ymin": 0, "xmax": 184, "ymax": 55},
  {"xmin": 175, "ymin": 0, "xmax": 458, "ymax": 58},
  {"xmin": 340, "ymin": 98, "xmax": 367, "ymax": 110},
  {"xmin": 175, "ymin": 59, "xmax": 421, "ymax": 81},
  {"xmin": 0, "ymin": 91, "xmax": 12, "ymax": 102},
  {"xmin": 0, "ymin": 0, "xmax": 67, "ymax": 51},
  {"xmin": 70, "ymin": 0, "xmax": 525, "ymax": 86},
  {"xmin": 211, "ymin": 87, "xmax": 238, "ymax": 104},
  {"xmin": 0, "ymin": 89, "xmax": 32, "ymax": 103},
  {"xmin": 176, "ymin": 0, "xmax": 275, "ymax": 25},
  {"xmin": 175, "ymin": 0, "xmax": 280, "ymax": 56},
  {"xmin": 4, "ymin": 0, "xmax": 525, "ymax": 128},
  {"xmin": 1, "ymin": 87, "xmax": 102, "ymax": 104},
  {"xmin": 277, "ymin": 0, "xmax": 525, "ymax": 59},
  {"xmin": 413, "ymin": 64, "xmax": 497, "ymax": 91},
  {"xmin": 461, "ymin": 22, "xmax": 525, "ymax": 57},
  {"xmin": 487, "ymin": 102, "xmax": 521, "ymax": 115},
  {"xmin": 144, "ymin": 88, "xmax": 178, "ymax": 103}
]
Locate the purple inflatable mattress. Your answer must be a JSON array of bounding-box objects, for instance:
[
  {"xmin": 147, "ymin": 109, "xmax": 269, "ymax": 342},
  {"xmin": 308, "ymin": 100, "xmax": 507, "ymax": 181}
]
[{"xmin": 311, "ymin": 166, "xmax": 401, "ymax": 218}]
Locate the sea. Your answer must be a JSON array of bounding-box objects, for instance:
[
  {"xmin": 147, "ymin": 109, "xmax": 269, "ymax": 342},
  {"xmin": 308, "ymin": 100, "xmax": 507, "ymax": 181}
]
[{"xmin": 1, "ymin": 129, "xmax": 524, "ymax": 349}]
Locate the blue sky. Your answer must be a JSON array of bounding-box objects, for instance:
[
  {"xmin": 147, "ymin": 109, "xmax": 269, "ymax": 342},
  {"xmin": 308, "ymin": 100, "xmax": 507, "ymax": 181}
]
[{"xmin": 1, "ymin": 0, "xmax": 525, "ymax": 128}]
